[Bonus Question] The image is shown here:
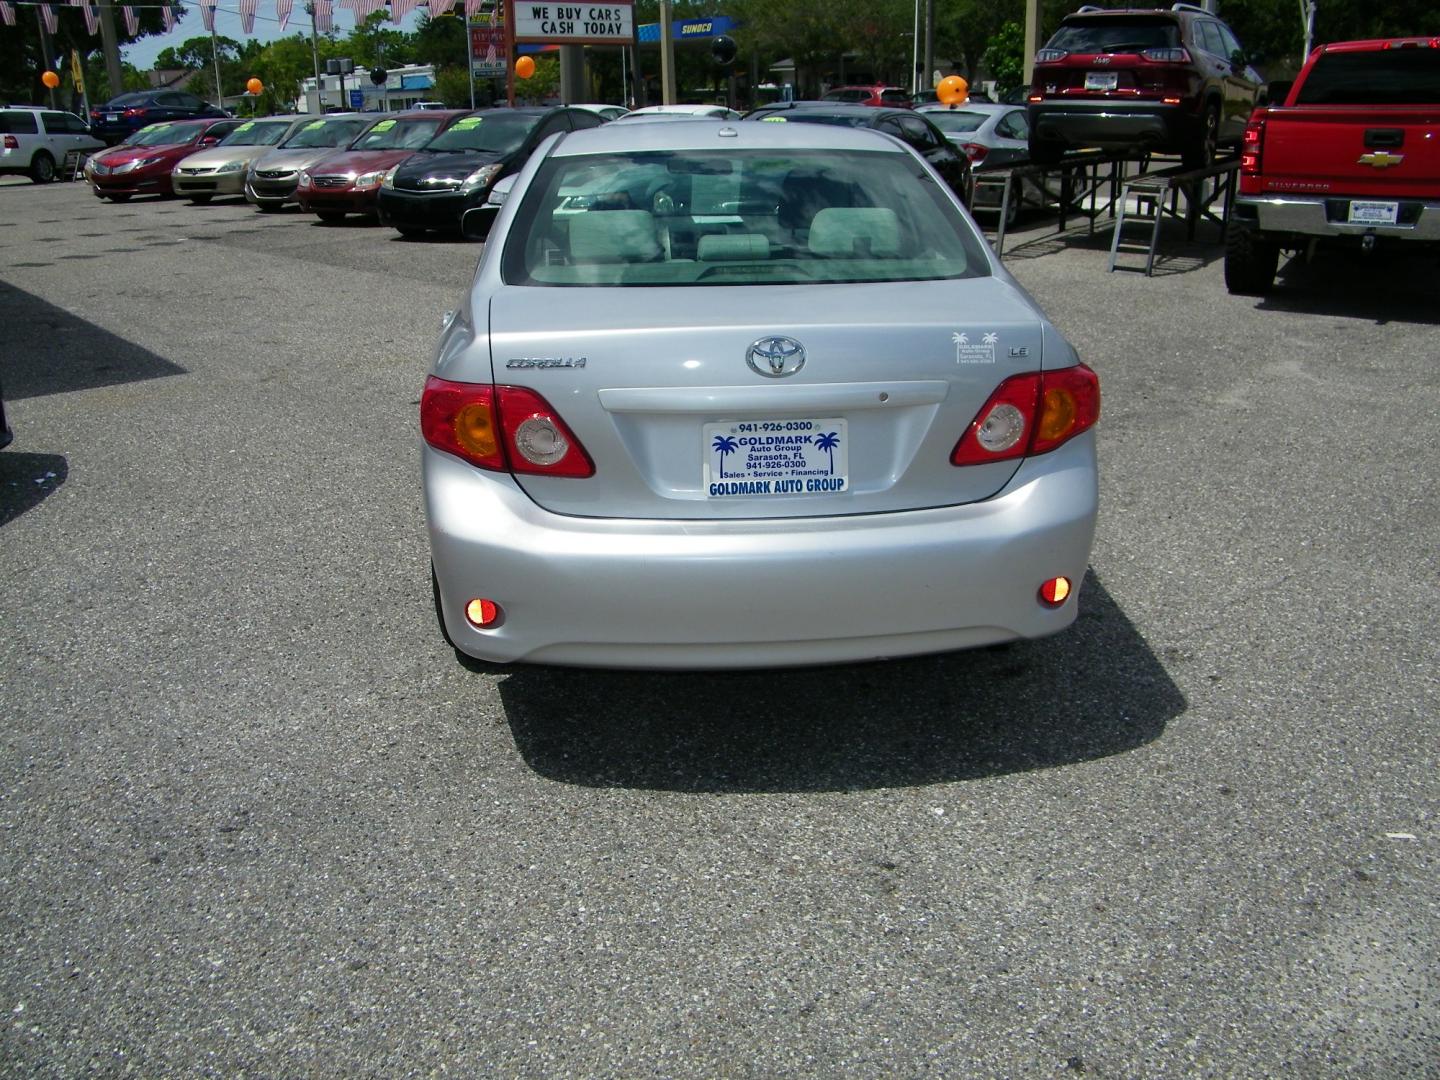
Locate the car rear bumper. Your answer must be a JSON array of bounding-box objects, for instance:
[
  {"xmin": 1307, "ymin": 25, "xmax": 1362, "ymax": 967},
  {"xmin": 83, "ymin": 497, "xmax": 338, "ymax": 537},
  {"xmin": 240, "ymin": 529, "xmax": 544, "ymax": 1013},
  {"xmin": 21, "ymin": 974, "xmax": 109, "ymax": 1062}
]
[
  {"xmin": 1030, "ymin": 100, "xmax": 1188, "ymax": 150},
  {"xmin": 173, "ymin": 172, "xmax": 245, "ymax": 196},
  {"xmin": 426, "ymin": 432, "xmax": 1099, "ymax": 669},
  {"xmin": 1234, "ymin": 195, "xmax": 1440, "ymax": 241}
]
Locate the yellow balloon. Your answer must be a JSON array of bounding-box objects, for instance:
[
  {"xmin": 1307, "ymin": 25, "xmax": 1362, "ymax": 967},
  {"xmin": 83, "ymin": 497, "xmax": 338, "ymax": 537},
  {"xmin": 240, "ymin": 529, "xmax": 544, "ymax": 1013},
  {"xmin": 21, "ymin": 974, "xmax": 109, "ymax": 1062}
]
[
  {"xmin": 246, "ymin": 77, "xmax": 263, "ymax": 95},
  {"xmin": 937, "ymin": 74, "xmax": 968, "ymax": 106},
  {"xmin": 41, "ymin": 70, "xmax": 60, "ymax": 89},
  {"xmin": 515, "ymin": 55, "xmax": 536, "ymax": 79}
]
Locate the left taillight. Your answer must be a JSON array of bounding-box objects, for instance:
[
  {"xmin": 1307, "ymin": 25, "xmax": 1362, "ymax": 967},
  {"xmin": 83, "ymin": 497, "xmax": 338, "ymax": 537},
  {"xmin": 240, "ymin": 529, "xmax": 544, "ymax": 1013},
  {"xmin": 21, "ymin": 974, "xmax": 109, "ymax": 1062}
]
[
  {"xmin": 951, "ymin": 364, "xmax": 1100, "ymax": 467},
  {"xmin": 421, "ymin": 376, "xmax": 594, "ymax": 478},
  {"xmin": 962, "ymin": 142, "xmax": 988, "ymax": 163}
]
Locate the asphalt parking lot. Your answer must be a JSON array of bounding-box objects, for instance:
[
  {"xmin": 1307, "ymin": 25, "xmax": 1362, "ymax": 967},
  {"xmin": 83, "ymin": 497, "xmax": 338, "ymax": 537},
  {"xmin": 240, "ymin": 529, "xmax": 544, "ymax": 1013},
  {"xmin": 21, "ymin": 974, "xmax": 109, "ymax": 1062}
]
[{"xmin": 2, "ymin": 177, "xmax": 1436, "ymax": 1077}]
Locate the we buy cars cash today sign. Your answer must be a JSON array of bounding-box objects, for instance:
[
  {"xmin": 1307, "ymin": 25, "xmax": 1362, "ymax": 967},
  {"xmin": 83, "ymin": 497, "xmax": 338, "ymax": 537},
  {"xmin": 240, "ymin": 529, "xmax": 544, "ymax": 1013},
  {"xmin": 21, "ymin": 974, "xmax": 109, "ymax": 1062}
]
[{"xmin": 510, "ymin": 0, "xmax": 633, "ymax": 45}]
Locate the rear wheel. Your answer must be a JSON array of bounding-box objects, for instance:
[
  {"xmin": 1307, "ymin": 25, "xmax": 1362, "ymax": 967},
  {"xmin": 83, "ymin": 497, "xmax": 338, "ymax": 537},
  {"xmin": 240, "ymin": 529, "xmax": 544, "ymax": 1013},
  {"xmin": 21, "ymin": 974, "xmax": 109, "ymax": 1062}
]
[
  {"xmin": 29, "ymin": 151, "xmax": 55, "ymax": 184},
  {"xmin": 1182, "ymin": 104, "xmax": 1219, "ymax": 170},
  {"xmin": 316, "ymin": 210, "xmax": 347, "ymax": 223},
  {"xmin": 1224, "ymin": 221, "xmax": 1279, "ymax": 295}
]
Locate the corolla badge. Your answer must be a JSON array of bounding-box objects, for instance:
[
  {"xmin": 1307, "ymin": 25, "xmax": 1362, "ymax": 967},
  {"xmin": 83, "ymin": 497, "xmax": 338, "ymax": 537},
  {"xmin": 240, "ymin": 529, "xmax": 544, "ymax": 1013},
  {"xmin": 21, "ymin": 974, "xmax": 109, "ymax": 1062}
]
[{"xmin": 746, "ymin": 336, "xmax": 806, "ymax": 378}]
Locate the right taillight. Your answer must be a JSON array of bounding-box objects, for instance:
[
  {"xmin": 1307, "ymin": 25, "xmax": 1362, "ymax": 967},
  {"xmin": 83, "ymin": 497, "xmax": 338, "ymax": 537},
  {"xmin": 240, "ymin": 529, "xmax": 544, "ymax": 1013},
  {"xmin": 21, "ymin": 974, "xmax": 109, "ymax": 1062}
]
[
  {"xmin": 951, "ymin": 364, "xmax": 1100, "ymax": 467},
  {"xmin": 1241, "ymin": 114, "xmax": 1265, "ymax": 175},
  {"xmin": 421, "ymin": 376, "xmax": 594, "ymax": 478}
]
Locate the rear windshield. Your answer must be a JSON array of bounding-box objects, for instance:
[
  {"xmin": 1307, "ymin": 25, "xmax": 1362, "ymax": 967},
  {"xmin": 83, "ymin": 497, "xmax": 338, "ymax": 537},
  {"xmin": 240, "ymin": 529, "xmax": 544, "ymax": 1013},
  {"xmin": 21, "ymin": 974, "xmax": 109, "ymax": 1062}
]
[
  {"xmin": 218, "ymin": 120, "xmax": 293, "ymax": 146},
  {"xmin": 281, "ymin": 118, "xmax": 369, "ymax": 148},
  {"xmin": 1295, "ymin": 49, "xmax": 1440, "ymax": 105},
  {"xmin": 1047, "ymin": 17, "xmax": 1180, "ymax": 53},
  {"xmin": 104, "ymin": 91, "xmax": 152, "ymax": 107},
  {"xmin": 425, "ymin": 113, "xmax": 538, "ymax": 154},
  {"xmin": 349, "ymin": 116, "xmax": 445, "ymax": 150},
  {"xmin": 0, "ymin": 112, "xmax": 39, "ymax": 134},
  {"xmin": 502, "ymin": 148, "xmax": 989, "ymax": 287},
  {"xmin": 822, "ymin": 89, "xmax": 869, "ymax": 102},
  {"xmin": 754, "ymin": 112, "xmax": 869, "ymax": 128},
  {"xmin": 924, "ymin": 111, "xmax": 990, "ymax": 134},
  {"xmin": 128, "ymin": 123, "xmax": 194, "ymax": 146}
]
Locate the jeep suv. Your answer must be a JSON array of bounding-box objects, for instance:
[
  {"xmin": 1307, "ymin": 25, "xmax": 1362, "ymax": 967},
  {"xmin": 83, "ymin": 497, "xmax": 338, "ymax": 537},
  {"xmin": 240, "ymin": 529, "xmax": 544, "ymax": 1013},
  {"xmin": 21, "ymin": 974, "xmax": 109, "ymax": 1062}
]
[{"xmin": 1026, "ymin": 3, "xmax": 1262, "ymax": 167}]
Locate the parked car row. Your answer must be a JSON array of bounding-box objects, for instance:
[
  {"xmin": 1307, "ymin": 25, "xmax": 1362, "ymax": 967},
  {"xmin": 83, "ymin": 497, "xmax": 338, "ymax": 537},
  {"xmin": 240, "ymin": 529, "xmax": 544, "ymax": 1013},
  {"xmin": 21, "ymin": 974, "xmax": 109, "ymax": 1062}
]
[{"xmin": 72, "ymin": 101, "xmax": 986, "ymax": 238}]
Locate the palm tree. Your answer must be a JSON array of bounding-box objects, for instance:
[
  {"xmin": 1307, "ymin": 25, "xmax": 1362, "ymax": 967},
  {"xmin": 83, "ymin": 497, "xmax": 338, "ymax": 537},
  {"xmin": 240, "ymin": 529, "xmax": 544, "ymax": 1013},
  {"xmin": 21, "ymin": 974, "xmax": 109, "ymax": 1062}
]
[
  {"xmin": 982, "ymin": 332, "xmax": 998, "ymax": 347},
  {"xmin": 712, "ymin": 434, "xmax": 738, "ymax": 478},
  {"xmin": 815, "ymin": 431, "xmax": 840, "ymax": 474},
  {"xmin": 951, "ymin": 331, "xmax": 967, "ymax": 362}
]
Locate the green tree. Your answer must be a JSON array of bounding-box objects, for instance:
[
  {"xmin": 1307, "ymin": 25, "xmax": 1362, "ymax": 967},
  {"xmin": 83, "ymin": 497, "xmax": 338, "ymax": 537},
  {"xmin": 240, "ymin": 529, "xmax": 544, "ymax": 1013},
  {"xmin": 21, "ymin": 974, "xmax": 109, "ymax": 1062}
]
[
  {"xmin": 981, "ymin": 20, "xmax": 1025, "ymax": 93},
  {"xmin": 248, "ymin": 34, "xmax": 322, "ymax": 114},
  {"xmin": 343, "ymin": 11, "xmax": 415, "ymax": 69},
  {"xmin": 0, "ymin": 3, "xmax": 179, "ymax": 106},
  {"xmin": 433, "ymin": 65, "xmax": 474, "ymax": 108},
  {"xmin": 413, "ymin": 12, "xmax": 468, "ymax": 70}
]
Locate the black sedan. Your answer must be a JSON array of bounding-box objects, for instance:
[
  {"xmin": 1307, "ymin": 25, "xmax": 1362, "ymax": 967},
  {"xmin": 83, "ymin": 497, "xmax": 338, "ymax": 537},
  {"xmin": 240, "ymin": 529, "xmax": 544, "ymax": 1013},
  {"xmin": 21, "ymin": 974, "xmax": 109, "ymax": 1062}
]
[
  {"xmin": 89, "ymin": 90, "xmax": 227, "ymax": 145},
  {"xmin": 744, "ymin": 101, "xmax": 974, "ymax": 209},
  {"xmin": 376, "ymin": 106, "xmax": 605, "ymax": 238}
]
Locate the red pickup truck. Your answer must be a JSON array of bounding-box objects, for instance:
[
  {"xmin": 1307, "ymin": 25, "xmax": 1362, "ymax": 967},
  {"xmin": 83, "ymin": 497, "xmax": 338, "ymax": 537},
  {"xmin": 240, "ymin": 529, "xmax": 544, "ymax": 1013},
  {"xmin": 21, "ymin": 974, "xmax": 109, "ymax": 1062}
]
[{"xmin": 1225, "ymin": 37, "xmax": 1439, "ymax": 294}]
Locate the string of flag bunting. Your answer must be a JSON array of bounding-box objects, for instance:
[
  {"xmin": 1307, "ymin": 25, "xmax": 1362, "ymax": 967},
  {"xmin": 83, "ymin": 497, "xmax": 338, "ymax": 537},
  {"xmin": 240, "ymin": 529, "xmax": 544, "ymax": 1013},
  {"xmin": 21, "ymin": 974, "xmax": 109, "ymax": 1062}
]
[{"xmin": 0, "ymin": 0, "xmax": 486, "ymax": 30}]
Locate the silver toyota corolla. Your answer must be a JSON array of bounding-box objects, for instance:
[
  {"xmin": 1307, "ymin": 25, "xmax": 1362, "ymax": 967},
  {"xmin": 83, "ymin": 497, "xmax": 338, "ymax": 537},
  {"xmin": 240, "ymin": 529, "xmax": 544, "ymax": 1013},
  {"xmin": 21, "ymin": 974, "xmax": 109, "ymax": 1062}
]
[{"xmin": 423, "ymin": 120, "xmax": 1099, "ymax": 669}]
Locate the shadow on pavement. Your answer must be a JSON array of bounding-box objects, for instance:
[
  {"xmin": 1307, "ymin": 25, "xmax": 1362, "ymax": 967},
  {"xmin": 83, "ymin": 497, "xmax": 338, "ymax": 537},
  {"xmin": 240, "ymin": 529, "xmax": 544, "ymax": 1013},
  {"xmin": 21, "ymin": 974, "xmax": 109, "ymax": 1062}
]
[
  {"xmin": 1258, "ymin": 247, "xmax": 1440, "ymax": 326},
  {"xmin": 498, "ymin": 571, "xmax": 1183, "ymax": 792},
  {"xmin": 0, "ymin": 451, "xmax": 67, "ymax": 527},
  {"xmin": 0, "ymin": 281, "xmax": 185, "ymax": 399}
]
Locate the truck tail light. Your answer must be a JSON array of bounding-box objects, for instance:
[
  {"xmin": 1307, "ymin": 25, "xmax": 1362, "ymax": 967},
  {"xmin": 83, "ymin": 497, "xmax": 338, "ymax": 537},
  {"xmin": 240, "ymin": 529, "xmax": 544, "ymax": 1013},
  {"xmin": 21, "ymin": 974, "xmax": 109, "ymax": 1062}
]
[
  {"xmin": 1241, "ymin": 114, "xmax": 1265, "ymax": 175},
  {"xmin": 2, "ymin": 135, "xmax": 17, "ymax": 150},
  {"xmin": 421, "ymin": 376, "xmax": 594, "ymax": 478},
  {"xmin": 951, "ymin": 365, "xmax": 1100, "ymax": 467},
  {"xmin": 1141, "ymin": 48, "xmax": 1190, "ymax": 62}
]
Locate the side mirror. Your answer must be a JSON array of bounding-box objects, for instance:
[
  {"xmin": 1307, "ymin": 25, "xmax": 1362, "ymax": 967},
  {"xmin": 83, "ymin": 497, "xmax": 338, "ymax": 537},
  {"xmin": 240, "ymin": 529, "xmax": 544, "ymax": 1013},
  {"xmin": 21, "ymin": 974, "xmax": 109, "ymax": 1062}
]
[
  {"xmin": 199, "ymin": 136, "xmax": 220, "ymax": 147},
  {"xmin": 1263, "ymin": 79, "xmax": 1292, "ymax": 106},
  {"xmin": 487, "ymin": 174, "xmax": 516, "ymax": 206}
]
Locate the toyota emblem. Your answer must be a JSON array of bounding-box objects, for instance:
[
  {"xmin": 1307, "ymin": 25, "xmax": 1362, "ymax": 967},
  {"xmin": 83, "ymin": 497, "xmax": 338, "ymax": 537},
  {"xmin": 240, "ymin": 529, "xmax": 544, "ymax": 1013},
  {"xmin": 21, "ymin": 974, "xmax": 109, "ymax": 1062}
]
[{"xmin": 746, "ymin": 336, "xmax": 806, "ymax": 378}]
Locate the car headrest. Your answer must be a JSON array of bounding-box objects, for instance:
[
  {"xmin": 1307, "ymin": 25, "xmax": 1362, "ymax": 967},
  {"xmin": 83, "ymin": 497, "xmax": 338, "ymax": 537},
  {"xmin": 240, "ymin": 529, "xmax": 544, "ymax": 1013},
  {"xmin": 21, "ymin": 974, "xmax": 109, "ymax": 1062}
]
[
  {"xmin": 807, "ymin": 207, "xmax": 901, "ymax": 257},
  {"xmin": 569, "ymin": 210, "xmax": 662, "ymax": 263},
  {"xmin": 697, "ymin": 233, "xmax": 771, "ymax": 262}
]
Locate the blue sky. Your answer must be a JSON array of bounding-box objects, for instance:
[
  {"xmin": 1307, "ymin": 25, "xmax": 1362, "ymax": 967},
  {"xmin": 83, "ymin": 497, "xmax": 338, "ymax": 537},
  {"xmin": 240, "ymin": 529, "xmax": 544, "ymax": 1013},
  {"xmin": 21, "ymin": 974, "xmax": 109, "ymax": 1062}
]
[{"xmin": 123, "ymin": 2, "xmax": 434, "ymax": 70}]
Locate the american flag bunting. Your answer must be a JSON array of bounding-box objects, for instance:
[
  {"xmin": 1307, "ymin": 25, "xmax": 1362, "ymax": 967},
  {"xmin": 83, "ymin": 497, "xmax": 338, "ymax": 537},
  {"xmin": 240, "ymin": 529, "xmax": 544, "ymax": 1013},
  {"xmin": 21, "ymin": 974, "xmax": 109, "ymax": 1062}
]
[
  {"xmin": 237, "ymin": 0, "xmax": 256, "ymax": 33},
  {"xmin": 160, "ymin": 2, "xmax": 174, "ymax": 31},
  {"xmin": 0, "ymin": 2, "xmax": 14, "ymax": 26},
  {"xmin": 39, "ymin": 3, "xmax": 57, "ymax": 34},
  {"xmin": 314, "ymin": 0, "xmax": 333, "ymax": 32},
  {"xmin": 122, "ymin": 5, "xmax": 138, "ymax": 34},
  {"xmin": 275, "ymin": 0, "xmax": 292, "ymax": 30}
]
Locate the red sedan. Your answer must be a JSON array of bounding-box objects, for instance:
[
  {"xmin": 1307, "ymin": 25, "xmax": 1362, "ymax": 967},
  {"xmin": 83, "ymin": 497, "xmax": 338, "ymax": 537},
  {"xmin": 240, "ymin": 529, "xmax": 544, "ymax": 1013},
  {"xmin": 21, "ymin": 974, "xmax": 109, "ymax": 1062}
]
[
  {"xmin": 84, "ymin": 117, "xmax": 242, "ymax": 201},
  {"xmin": 296, "ymin": 110, "xmax": 468, "ymax": 222}
]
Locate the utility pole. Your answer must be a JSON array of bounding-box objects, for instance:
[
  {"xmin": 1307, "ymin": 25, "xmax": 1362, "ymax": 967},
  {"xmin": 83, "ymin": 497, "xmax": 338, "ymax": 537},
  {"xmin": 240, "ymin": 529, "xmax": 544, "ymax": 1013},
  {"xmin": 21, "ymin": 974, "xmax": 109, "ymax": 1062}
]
[
  {"xmin": 658, "ymin": 0, "xmax": 676, "ymax": 104},
  {"xmin": 35, "ymin": 7, "xmax": 57, "ymax": 107},
  {"xmin": 211, "ymin": 28, "xmax": 224, "ymax": 107},
  {"xmin": 98, "ymin": 0, "xmax": 124, "ymax": 101},
  {"xmin": 923, "ymin": 0, "xmax": 934, "ymax": 94},
  {"xmin": 308, "ymin": 4, "xmax": 322, "ymax": 111},
  {"xmin": 1023, "ymin": 0, "xmax": 1042, "ymax": 85}
]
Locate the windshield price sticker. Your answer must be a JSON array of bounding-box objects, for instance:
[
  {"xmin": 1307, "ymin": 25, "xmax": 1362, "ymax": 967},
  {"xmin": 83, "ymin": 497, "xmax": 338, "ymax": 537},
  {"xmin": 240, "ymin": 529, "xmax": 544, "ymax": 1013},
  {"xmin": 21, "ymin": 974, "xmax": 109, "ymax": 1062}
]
[
  {"xmin": 234, "ymin": 122, "xmax": 254, "ymax": 132},
  {"xmin": 452, "ymin": 117, "xmax": 483, "ymax": 130},
  {"xmin": 704, "ymin": 418, "xmax": 848, "ymax": 498},
  {"xmin": 1348, "ymin": 200, "xmax": 1398, "ymax": 225},
  {"xmin": 304, "ymin": 120, "xmax": 326, "ymax": 130},
  {"xmin": 371, "ymin": 119, "xmax": 396, "ymax": 132}
]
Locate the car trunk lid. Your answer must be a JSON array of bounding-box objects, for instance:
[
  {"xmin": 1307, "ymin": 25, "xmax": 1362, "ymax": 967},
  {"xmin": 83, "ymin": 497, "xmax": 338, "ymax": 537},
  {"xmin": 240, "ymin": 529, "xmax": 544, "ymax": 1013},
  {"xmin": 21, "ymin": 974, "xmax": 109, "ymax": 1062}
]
[{"xmin": 485, "ymin": 279, "xmax": 1049, "ymax": 520}]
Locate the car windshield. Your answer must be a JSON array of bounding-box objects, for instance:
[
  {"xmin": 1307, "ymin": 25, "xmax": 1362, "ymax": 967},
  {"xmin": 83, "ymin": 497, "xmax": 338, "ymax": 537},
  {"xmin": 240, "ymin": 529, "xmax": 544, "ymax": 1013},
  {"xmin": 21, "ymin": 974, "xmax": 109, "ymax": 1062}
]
[
  {"xmin": 281, "ymin": 118, "xmax": 369, "ymax": 148},
  {"xmin": 924, "ymin": 111, "xmax": 990, "ymax": 134},
  {"xmin": 1048, "ymin": 18, "xmax": 1180, "ymax": 53},
  {"xmin": 424, "ymin": 113, "xmax": 538, "ymax": 154},
  {"xmin": 218, "ymin": 120, "xmax": 293, "ymax": 146},
  {"xmin": 349, "ymin": 116, "xmax": 445, "ymax": 150},
  {"xmin": 1295, "ymin": 49, "xmax": 1440, "ymax": 105},
  {"xmin": 503, "ymin": 148, "xmax": 989, "ymax": 287},
  {"xmin": 127, "ymin": 123, "xmax": 194, "ymax": 146}
]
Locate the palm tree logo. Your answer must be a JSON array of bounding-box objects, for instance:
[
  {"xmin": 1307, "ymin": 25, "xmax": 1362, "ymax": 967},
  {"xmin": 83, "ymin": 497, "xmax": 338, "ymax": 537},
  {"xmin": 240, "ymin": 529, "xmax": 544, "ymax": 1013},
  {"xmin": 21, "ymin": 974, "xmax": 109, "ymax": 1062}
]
[
  {"xmin": 982, "ymin": 332, "xmax": 999, "ymax": 347},
  {"xmin": 951, "ymin": 331, "xmax": 968, "ymax": 362},
  {"xmin": 815, "ymin": 431, "xmax": 841, "ymax": 474},
  {"xmin": 711, "ymin": 434, "xmax": 738, "ymax": 478}
]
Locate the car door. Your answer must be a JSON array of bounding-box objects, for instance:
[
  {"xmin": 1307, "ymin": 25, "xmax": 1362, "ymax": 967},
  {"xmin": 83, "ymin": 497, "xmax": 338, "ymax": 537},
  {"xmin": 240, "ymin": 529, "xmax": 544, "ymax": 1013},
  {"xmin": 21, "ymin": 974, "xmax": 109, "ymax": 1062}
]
[
  {"xmin": 986, "ymin": 108, "xmax": 1031, "ymax": 167},
  {"xmin": 39, "ymin": 112, "xmax": 95, "ymax": 171},
  {"xmin": 1213, "ymin": 21, "xmax": 1261, "ymax": 142}
]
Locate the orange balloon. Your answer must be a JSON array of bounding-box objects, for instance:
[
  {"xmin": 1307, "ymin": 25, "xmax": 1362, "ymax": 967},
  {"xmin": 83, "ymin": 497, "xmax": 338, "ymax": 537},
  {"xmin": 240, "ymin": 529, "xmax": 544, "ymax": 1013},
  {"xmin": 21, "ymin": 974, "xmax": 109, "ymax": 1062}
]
[
  {"xmin": 515, "ymin": 55, "xmax": 535, "ymax": 79},
  {"xmin": 936, "ymin": 74, "xmax": 968, "ymax": 106},
  {"xmin": 246, "ymin": 77, "xmax": 263, "ymax": 95},
  {"xmin": 41, "ymin": 70, "xmax": 60, "ymax": 89}
]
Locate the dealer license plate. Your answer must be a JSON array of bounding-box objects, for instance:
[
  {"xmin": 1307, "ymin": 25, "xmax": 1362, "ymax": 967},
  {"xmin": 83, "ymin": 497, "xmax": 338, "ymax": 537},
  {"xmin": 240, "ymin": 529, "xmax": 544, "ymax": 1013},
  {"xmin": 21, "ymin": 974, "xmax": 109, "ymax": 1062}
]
[
  {"xmin": 703, "ymin": 418, "xmax": 848, "ymax": 498},
  {"xmin": 1348, "ymin": 200, "xmax": 1398, "ymax": 225},
  {"xmin": 105, "ymin": 113, "xmax": 119, "ymax": 122},
  {"xmin": 1084, "ymin": 72, "xmax": 1119, "ymax": 91}
]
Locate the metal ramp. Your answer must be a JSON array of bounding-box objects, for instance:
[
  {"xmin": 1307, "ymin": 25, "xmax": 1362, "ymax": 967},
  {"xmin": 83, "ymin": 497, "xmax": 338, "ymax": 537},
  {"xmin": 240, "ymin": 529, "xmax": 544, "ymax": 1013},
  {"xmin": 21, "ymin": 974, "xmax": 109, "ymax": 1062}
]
[{"xmin": 1107, "ymin": 156, "xmax": 1240, "ymax": 275}]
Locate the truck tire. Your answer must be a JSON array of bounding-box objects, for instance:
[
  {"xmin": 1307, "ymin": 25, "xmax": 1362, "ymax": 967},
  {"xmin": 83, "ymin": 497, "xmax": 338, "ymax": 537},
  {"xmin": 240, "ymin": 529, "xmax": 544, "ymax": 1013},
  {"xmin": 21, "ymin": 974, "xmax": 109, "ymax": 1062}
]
[
  {"xmin": 1182, "ymin": 103, "xmax": 1219, "ymax": 170},
  {"xmin": 1224, "ymin": 222, "xmax": 1279, "ymax": 295}
]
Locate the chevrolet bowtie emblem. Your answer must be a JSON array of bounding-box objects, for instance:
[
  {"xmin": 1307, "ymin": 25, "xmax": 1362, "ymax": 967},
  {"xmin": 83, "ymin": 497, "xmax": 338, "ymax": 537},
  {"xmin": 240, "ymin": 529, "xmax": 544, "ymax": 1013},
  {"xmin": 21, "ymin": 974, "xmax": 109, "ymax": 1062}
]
[{"xmin": 1358, "ymin": 151, "xmax": 1405, "ymax": 168}]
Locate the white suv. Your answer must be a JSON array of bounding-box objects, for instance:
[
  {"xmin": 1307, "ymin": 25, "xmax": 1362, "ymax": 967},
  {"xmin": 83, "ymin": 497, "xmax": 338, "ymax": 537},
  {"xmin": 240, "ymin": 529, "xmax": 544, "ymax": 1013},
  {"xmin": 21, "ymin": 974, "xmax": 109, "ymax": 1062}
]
[{"xmin": 0, "ymin": 107, "xmax": 104, "ymax": 183}]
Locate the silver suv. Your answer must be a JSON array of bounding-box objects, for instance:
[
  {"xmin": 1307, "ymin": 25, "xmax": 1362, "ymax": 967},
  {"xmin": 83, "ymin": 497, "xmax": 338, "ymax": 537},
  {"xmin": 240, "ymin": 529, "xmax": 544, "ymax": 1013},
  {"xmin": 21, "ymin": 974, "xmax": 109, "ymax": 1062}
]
[{"xmin": 0, "ymin": 107, "xmax": 104, "ymax": 183}]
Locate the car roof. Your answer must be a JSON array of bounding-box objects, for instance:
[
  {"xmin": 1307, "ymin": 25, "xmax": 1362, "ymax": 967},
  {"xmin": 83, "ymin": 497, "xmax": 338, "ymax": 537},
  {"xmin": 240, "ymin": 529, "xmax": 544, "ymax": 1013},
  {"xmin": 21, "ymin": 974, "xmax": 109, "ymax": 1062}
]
[
  {"xmin": 918, "ymin": 102, "xmax": 1011, "ymax": 114},
  {"xmin": 550, "ymin": 118, "xmax": 910, "ymax": 156}
]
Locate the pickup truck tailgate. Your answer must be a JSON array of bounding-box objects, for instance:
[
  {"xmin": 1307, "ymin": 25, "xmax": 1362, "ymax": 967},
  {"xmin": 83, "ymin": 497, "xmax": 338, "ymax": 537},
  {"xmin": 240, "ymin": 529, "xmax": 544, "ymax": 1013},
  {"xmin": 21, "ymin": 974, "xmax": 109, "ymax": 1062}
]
[{"xmin": 1260, "ymin": 107, "xmax": 1440, "ymax": 198}]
